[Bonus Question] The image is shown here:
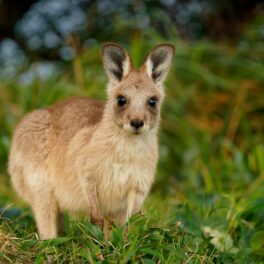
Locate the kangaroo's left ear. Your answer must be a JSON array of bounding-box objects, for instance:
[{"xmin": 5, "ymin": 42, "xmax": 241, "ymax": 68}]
[
  {"xmin": 142, "ymin": 44, "xmax": 174, "ymax": 86},
  {"xmin": 102, "ymin": 43, "xmax": 132, "ymax": 83}
]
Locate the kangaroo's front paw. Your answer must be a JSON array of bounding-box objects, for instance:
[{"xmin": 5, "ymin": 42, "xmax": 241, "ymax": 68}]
[
  {"xmin": 91, "ymin": 216, "xmax": 104, "ymax": 228},
  {"xmin": 103, "ymin": 217, "xmax": 113, "ymax": 240}
]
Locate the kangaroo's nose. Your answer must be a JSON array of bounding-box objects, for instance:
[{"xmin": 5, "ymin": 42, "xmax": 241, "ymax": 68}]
[{"xmin": 130, "ymin": 119, "xmax": 144, "ymax": 130}]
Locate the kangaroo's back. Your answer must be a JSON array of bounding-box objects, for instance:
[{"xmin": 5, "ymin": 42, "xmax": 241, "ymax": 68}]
[
  {"xmin": 8, "ymin": 98, "xmax": 105, "ymax": 202},
  {"xmin": 48, "ymin": 97, "xmax": 105, "ymax": 143}
]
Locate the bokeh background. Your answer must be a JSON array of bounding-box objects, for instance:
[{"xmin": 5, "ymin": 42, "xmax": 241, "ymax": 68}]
[{"xmin": 0, "ymin": 0, "xmax": 264, "ymax": 262}]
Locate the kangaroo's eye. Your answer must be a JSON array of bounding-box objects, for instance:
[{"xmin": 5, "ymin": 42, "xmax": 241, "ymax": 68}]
[
  {"xmin": 148, "ymin": 97, "xmax": 158, "ymax": 108},
  {"xmin": 117, "ymin": 95, "xmax": 127, "ymax": 107}
]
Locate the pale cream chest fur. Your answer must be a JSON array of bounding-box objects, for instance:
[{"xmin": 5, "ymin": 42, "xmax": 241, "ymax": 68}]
[{"xmin": 71, "ymin": 124, "xmax": 158, "ymax": 216}]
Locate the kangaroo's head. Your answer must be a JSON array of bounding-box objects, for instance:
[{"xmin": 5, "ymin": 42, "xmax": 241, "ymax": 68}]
[{"xmin": 102, "ymin": 43, "xmax": 174, "ymax": 134}]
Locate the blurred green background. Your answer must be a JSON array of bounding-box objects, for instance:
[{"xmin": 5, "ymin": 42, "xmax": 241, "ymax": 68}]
[{"xmin": 0, "ymin": 0, "xmax": 264, "ymax": 262}]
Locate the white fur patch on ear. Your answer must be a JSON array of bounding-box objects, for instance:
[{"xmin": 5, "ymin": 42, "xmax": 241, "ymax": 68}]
[
  {"xmin": 146, "ymin": 59, "xmax": 153, "ymax": 81},
  {"xmin": 145, "ymin": 44, "xmax": 174, "ymax": 86},
  {"xmin": 122, "ymin": 58, "xmax": 130, "ymax": 79},
  {"xmin": 102, "ymin": 44, "xmax": 131, "ymax": 83}
]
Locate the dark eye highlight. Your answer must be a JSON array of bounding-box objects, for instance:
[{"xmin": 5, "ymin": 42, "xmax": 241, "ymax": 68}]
[
  {"xmin": 148, "ymin": 97, "xmax": 158, "ymax": 108},
  {"xmin": 117, "ymin": 95, "xmax": 127, "ymax": 107}
]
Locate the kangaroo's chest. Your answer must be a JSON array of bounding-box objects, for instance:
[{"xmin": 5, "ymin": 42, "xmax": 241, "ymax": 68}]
[{"xmin": 95, "ymin": 140, "xmax": 157, "ymax": 215}]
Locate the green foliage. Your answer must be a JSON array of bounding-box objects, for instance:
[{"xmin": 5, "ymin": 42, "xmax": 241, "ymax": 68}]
[{"xmin": 0, "ymin": 14, "xmax": 264, "ymax": 263}]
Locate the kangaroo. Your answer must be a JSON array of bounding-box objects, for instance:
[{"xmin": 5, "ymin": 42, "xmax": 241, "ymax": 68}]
[{"xmin": 8, "ymin": 43, "xmax": 174, "ymax": 240}]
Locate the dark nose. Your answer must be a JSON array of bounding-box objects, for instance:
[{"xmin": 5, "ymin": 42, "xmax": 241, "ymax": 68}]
[{"xmin": 130, "ymin": 119, "xmax": 144, "ymax": 130}]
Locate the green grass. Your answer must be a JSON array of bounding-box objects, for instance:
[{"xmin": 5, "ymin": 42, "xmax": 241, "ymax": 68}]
[
  {"xmin": 1, "ymin": 190, "xmax": 264, "ymax": 263},
  {"xmin": 1, "ymin": 17, "xmax": 264, "ymax": 263}
]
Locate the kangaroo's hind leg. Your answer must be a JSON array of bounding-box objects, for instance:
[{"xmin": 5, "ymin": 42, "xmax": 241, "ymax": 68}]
[{"xmin": 31, "ymin": 191, "xmax": 59, "ymax": 240}]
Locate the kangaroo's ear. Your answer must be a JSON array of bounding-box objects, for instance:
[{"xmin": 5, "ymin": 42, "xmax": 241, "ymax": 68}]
[
  {"xmin": 143, "ymin": 44, "xmax": 174, "ymax": 86},
  {"xmin": 102, "ymin": 43, "xmax": 131, "ymax": 83}
]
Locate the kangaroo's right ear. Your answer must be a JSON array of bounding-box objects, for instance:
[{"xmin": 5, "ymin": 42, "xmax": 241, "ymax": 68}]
[
  {"xmin": 102, "ymin": 44, "xmax": 131, "ymax": 83},
  {"xmin": 142, "ymin": 44, "xmax": 174, "ymax": 87}
]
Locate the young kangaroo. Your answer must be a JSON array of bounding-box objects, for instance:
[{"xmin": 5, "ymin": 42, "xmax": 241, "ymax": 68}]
[{"xmin": 8, "ymin": 43, "xmax": 174, "ymax": 240}]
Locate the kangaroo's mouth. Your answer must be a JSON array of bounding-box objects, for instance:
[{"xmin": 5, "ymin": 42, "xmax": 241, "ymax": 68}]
[{"xmin": 131, "ymin": 128, "xmax": 142, "ymax": 134}]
